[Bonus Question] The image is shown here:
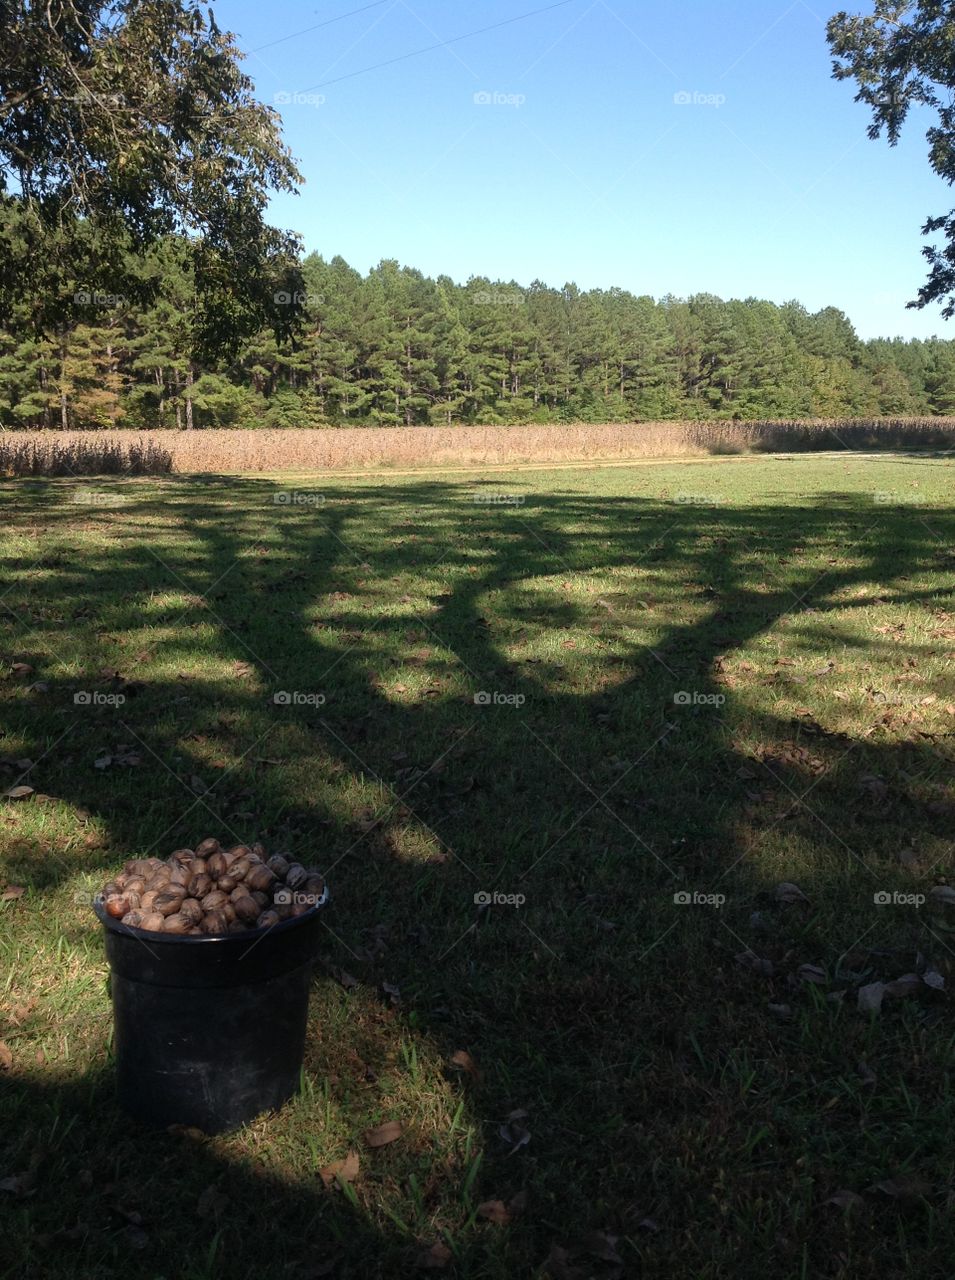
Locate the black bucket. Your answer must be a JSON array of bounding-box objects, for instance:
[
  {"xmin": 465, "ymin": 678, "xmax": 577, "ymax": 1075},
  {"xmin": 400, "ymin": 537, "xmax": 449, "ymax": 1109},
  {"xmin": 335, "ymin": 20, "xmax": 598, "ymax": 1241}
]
[{"xmin": 94, "ymin": 887, "xmax": 328, "ymax": 1135}]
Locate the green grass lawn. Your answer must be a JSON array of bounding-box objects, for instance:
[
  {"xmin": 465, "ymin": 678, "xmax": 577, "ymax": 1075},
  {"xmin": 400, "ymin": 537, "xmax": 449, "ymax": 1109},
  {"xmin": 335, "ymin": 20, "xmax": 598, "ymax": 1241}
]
[{"xmin": 2, "ymin": 453, "xmax": 955, "ymax": 1279}]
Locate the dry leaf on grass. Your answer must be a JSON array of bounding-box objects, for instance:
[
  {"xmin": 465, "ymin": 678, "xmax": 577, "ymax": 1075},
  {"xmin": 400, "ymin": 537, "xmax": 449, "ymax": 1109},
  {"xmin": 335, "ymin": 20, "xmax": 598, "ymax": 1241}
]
[
  {"xmin": 1, "ymin": 885, "xmax": 25, "ymax": 901},
  {"xmin": 364, "ymin": 1120, "xmax": 402, "ymax": 1148},
  {"xmin": 450, "ymin": 1049, "xmax": 482, "ymax": 1082},
  {"xmin": 775, "ymin": 881, "xmax": 809, "ymax": 904},
  {"xmin": 884, "ymin": 973, "xmax": 922, "ymax": 998},
  {"xmin": 477, "ymin": 1199, "xmax": 511, "ymax": 1225},
  {"xmin": 3, "ymin": 786, "xmax": 33, "ymax": 800},
  {"xmin": 319, "ymin": 1150, "xmax": 360, "ymax": 1188},
  {"xmin": 0, "ymin": 1042, "xmax": 11, "ymax": 1070},
  {"xmin": 825, "ymin": 1189, "xmax": 865, "ymax": 1209},
  {"xmin": 858, "ymin": 982, "xmax": 886, "ymax": 1014},
  {"xmin": 196, "ymin": 1184, "xmax": 230, "ymax": 1219},
  {"xmin": 870, "ymin": 1174, "xmax": 934, "ymax": 1202},
  {"xmin": 416, "ymin": 1241, "xmax": 452, "ymax": 1269}
]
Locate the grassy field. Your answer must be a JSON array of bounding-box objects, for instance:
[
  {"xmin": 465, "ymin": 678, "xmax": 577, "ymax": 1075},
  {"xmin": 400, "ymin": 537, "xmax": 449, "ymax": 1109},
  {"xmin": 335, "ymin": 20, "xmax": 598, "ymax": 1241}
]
[{"xmin": 1, "ymin": 453, "xmax": 955, "ymax": 1279}]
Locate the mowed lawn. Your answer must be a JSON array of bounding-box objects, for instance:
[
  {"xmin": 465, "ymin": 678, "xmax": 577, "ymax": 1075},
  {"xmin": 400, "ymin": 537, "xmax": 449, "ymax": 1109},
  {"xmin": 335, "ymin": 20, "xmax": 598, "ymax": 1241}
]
[{"xmin": 2, "ymin": 454, "xmax": 955, "ymax": 1279}]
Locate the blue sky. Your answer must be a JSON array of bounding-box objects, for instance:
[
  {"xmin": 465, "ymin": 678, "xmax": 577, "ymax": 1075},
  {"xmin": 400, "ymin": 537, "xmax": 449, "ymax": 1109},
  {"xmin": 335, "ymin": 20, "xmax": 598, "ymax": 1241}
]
[{"xmin": 216, "ymin": 0, "xmax": 951, "ymax": 341}]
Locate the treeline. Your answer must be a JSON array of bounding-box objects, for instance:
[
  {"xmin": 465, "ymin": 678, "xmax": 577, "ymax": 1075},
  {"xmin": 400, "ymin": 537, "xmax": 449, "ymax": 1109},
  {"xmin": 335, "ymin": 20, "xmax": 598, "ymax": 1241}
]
[{"xmin": 3, "ymin": 241, "xmax": 955, "ymax": 428}]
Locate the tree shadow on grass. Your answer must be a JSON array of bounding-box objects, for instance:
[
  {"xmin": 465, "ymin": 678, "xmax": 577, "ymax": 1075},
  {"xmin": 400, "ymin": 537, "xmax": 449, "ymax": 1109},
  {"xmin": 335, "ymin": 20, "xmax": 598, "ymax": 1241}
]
[{"xmin": 1, "ymin": 471, "xmax": 955, "ymax": 1278}]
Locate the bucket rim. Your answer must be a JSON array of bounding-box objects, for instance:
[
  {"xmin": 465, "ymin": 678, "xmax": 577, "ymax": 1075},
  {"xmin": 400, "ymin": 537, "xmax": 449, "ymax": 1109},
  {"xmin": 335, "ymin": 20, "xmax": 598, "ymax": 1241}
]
[{"xmin": 92, "ymin": 882, "xmax": 329, "ymax": 946}]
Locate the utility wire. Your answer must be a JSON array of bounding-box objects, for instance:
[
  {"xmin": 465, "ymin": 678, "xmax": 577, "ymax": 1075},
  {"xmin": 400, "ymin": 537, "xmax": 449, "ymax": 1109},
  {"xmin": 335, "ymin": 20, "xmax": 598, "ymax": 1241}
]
[
  {"xmin": 295, "ymin": 0, "xmax": 577, "ymax": 93},
  {"xmin": 250, "ymin": 1, "xmax": 393, "ymax": 53}
]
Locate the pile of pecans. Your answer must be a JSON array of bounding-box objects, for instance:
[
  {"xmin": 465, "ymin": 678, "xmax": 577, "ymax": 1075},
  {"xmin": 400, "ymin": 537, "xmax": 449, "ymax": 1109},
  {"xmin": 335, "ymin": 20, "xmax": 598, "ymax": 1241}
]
[{"xmin": 99, "ymin": 838, "xmax": 326, "ymax": 935}]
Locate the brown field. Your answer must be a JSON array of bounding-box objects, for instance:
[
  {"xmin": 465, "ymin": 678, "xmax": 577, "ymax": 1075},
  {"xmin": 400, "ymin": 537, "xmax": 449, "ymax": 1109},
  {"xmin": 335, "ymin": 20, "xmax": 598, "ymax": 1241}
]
[{"xmin": 2, "ymin": 417, "xmax": 955, "ymax": 474}]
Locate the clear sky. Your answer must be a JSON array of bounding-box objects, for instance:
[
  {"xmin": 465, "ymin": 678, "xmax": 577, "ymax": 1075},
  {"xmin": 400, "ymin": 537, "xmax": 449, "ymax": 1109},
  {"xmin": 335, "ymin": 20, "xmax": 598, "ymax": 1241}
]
[{"xmin": 215, "ymin": 0, "xmax": 951, "ymax": 342}]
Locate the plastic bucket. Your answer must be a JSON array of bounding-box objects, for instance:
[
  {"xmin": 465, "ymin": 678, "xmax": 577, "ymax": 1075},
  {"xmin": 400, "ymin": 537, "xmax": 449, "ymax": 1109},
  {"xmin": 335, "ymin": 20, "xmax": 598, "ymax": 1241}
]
[{"xmin": 93, "ymin": 885, "xmax": 328, "ymax": 1135}]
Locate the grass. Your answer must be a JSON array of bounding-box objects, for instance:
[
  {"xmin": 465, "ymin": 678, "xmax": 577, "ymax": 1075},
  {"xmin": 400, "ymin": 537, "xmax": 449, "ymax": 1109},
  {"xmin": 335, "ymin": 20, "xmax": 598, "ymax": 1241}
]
[
  {"xmin": 5, "ymin": 417, "xmax": 955, "ymax": 475},
  {"xmin": 1, "ymin": 452, "xmax": 954, "ymax": 1278}
]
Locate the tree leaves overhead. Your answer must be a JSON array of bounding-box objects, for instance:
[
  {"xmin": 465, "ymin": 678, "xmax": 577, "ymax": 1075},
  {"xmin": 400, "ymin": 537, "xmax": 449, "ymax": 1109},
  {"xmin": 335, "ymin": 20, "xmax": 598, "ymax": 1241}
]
[
  {"xmin": 828, "ymin": 1, "xmax": 955, "ymax": 317},
  {"xmin": 0, "ymin": 0, "xmax": 304, "ymax": 358}
]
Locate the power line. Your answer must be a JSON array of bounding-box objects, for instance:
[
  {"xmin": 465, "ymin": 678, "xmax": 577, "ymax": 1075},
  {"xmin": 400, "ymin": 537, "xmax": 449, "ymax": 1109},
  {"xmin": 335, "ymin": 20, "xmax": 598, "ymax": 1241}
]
[
  {"xmin": 250, "ymin": 1, "xmax": 393, "ymax": 53},
  {"xmin": 295, "ymin": 0, "xmax": 578, "ymax": 93}
]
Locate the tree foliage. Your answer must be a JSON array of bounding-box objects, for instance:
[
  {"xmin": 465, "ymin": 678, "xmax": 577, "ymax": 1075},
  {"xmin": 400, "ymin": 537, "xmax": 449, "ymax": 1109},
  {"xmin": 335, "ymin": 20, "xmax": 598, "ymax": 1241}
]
[
  {"xmin": 0, "ymin": 0, "xmax": 303, "ymax": 358},
  {"xmin": 828, "ymin": 0, "xmax": 955, "ymax": 317},
  {"xmin": 1, "ymin": 243, "xmax": 951, "ymax": 428}
]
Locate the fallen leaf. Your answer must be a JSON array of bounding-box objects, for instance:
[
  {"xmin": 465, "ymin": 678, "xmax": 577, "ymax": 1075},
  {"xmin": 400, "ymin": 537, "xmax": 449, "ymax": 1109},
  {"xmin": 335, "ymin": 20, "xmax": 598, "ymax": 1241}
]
[
  {"xmin": 884, "ymin": 973, "xmax": 922, "ymax": 998},
  {"xmin": 922, "ymin": 967, "xmax": 945, "ymax": 990},
  {"xmin": 0, "ymin": 1042, "xmax": 11, "ymax": 1070},
  {"xmin": 775, "ymin": 881, "xmax": 809, "ymax": 904},
  {"xmin": 826, "ymin": 1189, "xmax": 865, "ymax": 1209},
  {"xmin": 508, "ymin": 1189, "xmax": 528, "ymax": 1216},
  {"xmin": 450, "ymin": 1049, "xmax": 482, "ymax": 1082},
  {"xmin": 416, "ymin": 1241, "xmax": 452, "ymax": 1270},
  {"xmin": 3, "ymin": 786, "xmax": 33, "ymax": 800},
  {"xmin": 545, "ymin": 1245, "xmax": 585, "ymax": 1280},
  {"xmin": 196, "ymin": 1184, "xmax": 229, "ymax": 1219},
  {"xmin": 858, "ymin": 982, "xmax": 886, "ymax": 1014},
  {"xmin": 364, "ymin": 1120, "xmax": 402, "ymax": 1148},
  {"xmin": 319, "ymin": 1150, "xmax": 360, "ymax": 1188},
  {"xmin": 581, "ymin": 1231, "xmax": 623, "ymax": 1264},
  {"xmin": 477, "ymin": 1199, "xmax": 511, "ymax": 1225},
  {"xmin": 870, "ymin": 1174, "xmax": 933, "ymax": 1202},
  {"xmin": 735, "ymin": 950, "xmax": 774, "ymax": 977},
  {"xmin": 1, "ymin": 885, "xmax": 25, "ymax": 901},
  {"xmin": 930, "ymin": 886, "xmax": 955, "ymax": 906},
  {"xmin": 797, "ymin": 964, "xmax": 827, "ymax": 985}
]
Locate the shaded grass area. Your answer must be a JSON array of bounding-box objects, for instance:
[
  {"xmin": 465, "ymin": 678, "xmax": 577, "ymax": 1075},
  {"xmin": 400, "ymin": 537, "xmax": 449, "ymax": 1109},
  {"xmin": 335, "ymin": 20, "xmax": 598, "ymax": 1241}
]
[{"xmin": 1, "ymin": 454, "xmax": 955, "ymax": 1278}]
